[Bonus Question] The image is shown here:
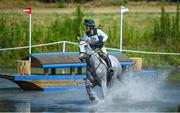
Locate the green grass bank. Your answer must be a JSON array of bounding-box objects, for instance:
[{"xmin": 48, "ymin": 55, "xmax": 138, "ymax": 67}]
[{"xmin": 0, "ymin": 4, "xmax": 179, "ymax": 67}]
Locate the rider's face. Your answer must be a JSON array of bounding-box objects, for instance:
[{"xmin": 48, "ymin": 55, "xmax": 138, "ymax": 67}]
[{"xmin": 86, "ymin": 26, "xmax": 91, "ymax": 32}]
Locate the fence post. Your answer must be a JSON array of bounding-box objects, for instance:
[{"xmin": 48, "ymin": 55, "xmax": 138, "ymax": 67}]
[
  {"xmin": 120, "ymin": 10, "xmax": 123, "ymax": 52},
  {"xmin": 63, "ymin": 41, "xmax": 66, "ymax": 53},
  {"xmin": 120, "ymin": 6, "xmax": 128, "ymax": 52},
  {"xmin": 62, "ymin": 41, "xmax": 66, "ymax": 74}
]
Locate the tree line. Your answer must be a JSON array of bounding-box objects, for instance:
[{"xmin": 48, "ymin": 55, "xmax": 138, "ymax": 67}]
[{"xmin": 39, "ymin": 0, "xmax": 178, "ymax": 3}]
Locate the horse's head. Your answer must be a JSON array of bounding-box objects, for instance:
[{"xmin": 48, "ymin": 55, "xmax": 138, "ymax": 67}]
[{"xmin": 78, "ymin": 38, "xmax": 91, "ymax": 62}]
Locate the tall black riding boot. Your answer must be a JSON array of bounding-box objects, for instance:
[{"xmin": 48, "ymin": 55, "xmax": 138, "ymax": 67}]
[{"xmin": 101, "ymin": 54, "xmax": 114, "ymax": 76}]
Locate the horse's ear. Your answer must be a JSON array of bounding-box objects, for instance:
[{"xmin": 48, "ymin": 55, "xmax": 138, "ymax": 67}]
[
  {"xmin": 77, "ymin": 36, "xmax": 82, "ymax": 42},
  {"xmin": 77, "ymin": 36, "xmax": 80, "ymax": 41}
]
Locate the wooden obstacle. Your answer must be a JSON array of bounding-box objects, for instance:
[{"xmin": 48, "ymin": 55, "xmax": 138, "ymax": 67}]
[
  {"xmin": 0, "ymin": 51, "xmax": 157, "ymax": 92},
  {"xmin": 0, "ymin": 52, "xmax": 149, "ymax": 91},
  {"xmin": 27, "ymin": 52, "xmax": 133, "ymax": 75},
  {"xmin": 16, "ymin": 60, "xmax": 31, "ymax": 75},
  {"xmin": 0, "ymin": 71, "xmax": 158, "ymax": 91},
  {"xmin": 129, "ymin": 57, "xmax": 142, "ymax": 71},
  {"xmin": 0, "ymin": 73, "xmax": 86, "ymax": 91},
  {"xmin": 14, "ymin": 75, "xmax": 85, "ymax": 91}
]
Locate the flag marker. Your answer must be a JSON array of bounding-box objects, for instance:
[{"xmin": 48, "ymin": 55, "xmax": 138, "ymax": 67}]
[
  {"xmin": 120, "ymin": 6, "xmax": 128, "ymax": 52},
  {"xmin": 22, "ymin": 7, "xmax": 32, "ymax": 75},
  {"xmin": 23, "ymin": 7, "xmax": 32, "ymax": 14}
]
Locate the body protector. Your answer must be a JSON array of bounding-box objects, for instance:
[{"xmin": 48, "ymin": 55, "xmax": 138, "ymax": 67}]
[{"xmin": 83, "ymin": 28, "xmax": 108, "ymax": 49}]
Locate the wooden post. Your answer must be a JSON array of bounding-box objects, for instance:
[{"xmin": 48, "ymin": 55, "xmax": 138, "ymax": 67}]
[
  {"xmin": 44, "ymin": 68, "xmax": 49, "ymax": 75},
  {"xmin": 51, "ymin": 68, "xmax": 56, "ymax": 75},
  {"xmin": 16, "ymin": 60, "xmax": 31, "ymax": 75},
  {"xmin": 77, "ymin": 67, "xmax": 82, "ymax": 74},
  {"xmin": 129, "ymin": 57, "xmax": 142, "ymax": 71},
  {"xmin": 70, "ymin": 67, "xmax": 75, "ymax": 75}
]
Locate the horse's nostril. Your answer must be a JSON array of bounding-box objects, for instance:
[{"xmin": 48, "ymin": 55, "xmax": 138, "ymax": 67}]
[
  {"xmin": 79, "ymin": 54, "xmax": 83, "ymax": 59},
  {"xmin": 79, "ymin": 54, "xmax": 84, "ymax": 58},
  {"xmin": 79, "ymin": 54, "xmax": 86, "ymax": 62}
]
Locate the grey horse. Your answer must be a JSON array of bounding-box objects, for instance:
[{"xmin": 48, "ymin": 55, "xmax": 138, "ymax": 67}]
[{"xmin": 78, "ymin": 39, "xmax": 122, "ymax": 101}]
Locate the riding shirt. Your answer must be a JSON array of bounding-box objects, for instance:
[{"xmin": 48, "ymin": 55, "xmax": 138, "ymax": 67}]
[{"xmin": 83, "ymin": 28, "xmax": 108, "ymax": 49}]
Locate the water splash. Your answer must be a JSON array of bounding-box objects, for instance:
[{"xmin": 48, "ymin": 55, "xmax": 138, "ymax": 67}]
[
  {"xmin": 0, "ymin": 68, "xmax": 179, "ymax": 112},
  {"xmin": 94, "ymin": 69, "xmax": 171, "ymax": 112}
]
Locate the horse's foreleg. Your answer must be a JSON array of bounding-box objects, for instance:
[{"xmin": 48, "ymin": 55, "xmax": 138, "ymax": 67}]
[
  {"xmin": 101, "ymin": 80, "xmax": 107, "ymax": 98},
  {"xmin": 83, "ymin": 78, "xmax": 96, "ymax": 101}
]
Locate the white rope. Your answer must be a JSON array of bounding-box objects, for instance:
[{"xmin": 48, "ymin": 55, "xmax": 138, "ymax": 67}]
[
  {"xmin": 0, "ymin": 40, "xmax": 180, "ymax": 56},
  {"xmin": 106, "ymin": 47, "xmax": 120, "ymax": 51},
  {"xmin": 32, "ymin": 41, "xmax": 64, "ymax": 47},
  {"xmin": 106, "ymin": 48, "xmax": 180, "ymax": 55},
  {"xmin": 0, "ymin": 46, "xmax": 29, "ymax": 51},
  {"xmin": 122, "ymin": 49, "xmax": 180, "ymax": 55},
  {"xmin": 0, "ymin": 41, "xmax": 64, "ymax": 51},
  {"xmin": 65, "ymin": 41, "xmax": 78, "ymax": 45}
]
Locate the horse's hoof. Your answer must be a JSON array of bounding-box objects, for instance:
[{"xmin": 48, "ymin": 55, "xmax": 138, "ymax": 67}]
[{"xmin": 89, "ymin": 95, "xmax": 96, "ymax": 101}]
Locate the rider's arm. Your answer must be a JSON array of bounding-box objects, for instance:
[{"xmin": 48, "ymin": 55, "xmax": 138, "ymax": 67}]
[
  {"xmin": 97, "ymin": 29, "xmax": 108, "ymax": 42},
  {"xmin": 82, "ymin": 33, "xmax": 90, "ymax": 42}
]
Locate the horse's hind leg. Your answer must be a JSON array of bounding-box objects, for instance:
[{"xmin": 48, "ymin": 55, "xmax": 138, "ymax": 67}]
[
  {"xmin": 117, "ymin": 67, "xmax": 123, "ymax": 81},
  {"xmin": 83, "ymin": 78, "xmax": 96, "ymax": 101},
  {"xmin": 117, "ymin": 74, "xmax": 121, "ymax": 81}
]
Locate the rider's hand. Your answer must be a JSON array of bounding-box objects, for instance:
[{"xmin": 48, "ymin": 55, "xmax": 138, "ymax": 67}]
[
  {"xmin": 89, "ymin": 41, "xmax": 98, "ymax": 46},
  {"xmin": 96, "ymin": 42, "xmax": 104, "ymax": 48}
]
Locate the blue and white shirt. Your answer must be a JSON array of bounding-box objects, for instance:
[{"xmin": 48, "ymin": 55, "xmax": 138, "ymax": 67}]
[{"xmin": 83, "ymin": 29, "xmax": 108, "ymax": 47}]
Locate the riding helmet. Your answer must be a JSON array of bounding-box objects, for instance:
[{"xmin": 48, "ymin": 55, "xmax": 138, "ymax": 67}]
[{"xmin": 84, "ymin": 19, "xmax": 95, "ymax": 27}]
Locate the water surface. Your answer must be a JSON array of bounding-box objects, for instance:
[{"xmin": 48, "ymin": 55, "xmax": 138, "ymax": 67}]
[{"xmin": 0, "ymin": 67, "xmax": 179, "ymax": 112}]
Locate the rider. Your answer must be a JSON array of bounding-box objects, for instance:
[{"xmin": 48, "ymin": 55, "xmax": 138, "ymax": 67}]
[{"xmin": 83, "ymin": 18, "xmax": 114, "ymax": 75}]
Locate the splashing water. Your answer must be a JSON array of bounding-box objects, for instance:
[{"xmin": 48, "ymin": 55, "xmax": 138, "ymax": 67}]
[{"xmin": 93, "ymin": 69, "xmax": 172, "ymax": 112}]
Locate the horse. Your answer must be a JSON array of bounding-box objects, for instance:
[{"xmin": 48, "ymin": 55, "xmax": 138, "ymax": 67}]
[{"xmin": 78, "ymin": 38, "xmax": 122, "ymax": 101}]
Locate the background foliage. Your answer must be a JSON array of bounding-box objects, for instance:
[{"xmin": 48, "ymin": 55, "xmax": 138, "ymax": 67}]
[{"xmin": 0, "ymin": 2, "xmax": 179, "ymax": 67}]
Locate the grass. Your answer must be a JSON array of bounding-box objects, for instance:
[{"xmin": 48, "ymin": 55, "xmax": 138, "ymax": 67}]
[{"xmin": 0, "ymin": 4, "xmax": 179, "ymax": 67}]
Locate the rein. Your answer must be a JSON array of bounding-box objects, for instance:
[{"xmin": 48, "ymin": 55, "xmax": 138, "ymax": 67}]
[
  {"xmin": 79, "ymin": 42, "xmax": 107, "ymax": 79},
  {"xmin": 85, "ymin": 48, "xmax": 105, "ymax": 78}
]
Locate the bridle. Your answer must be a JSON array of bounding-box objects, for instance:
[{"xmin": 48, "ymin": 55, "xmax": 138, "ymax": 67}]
[
  {"xmin": 80, "ymin": 46, "xmax": 99, "ymax": 63},
  {"xmin": 80, "ymin": 43, "xmax": 103, "ymax": 73}
]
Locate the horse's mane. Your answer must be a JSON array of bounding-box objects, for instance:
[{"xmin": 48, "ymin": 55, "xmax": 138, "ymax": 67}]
[{"xmin": 78, "ymin": 37, "xmax": 90, "ymax": 45}]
